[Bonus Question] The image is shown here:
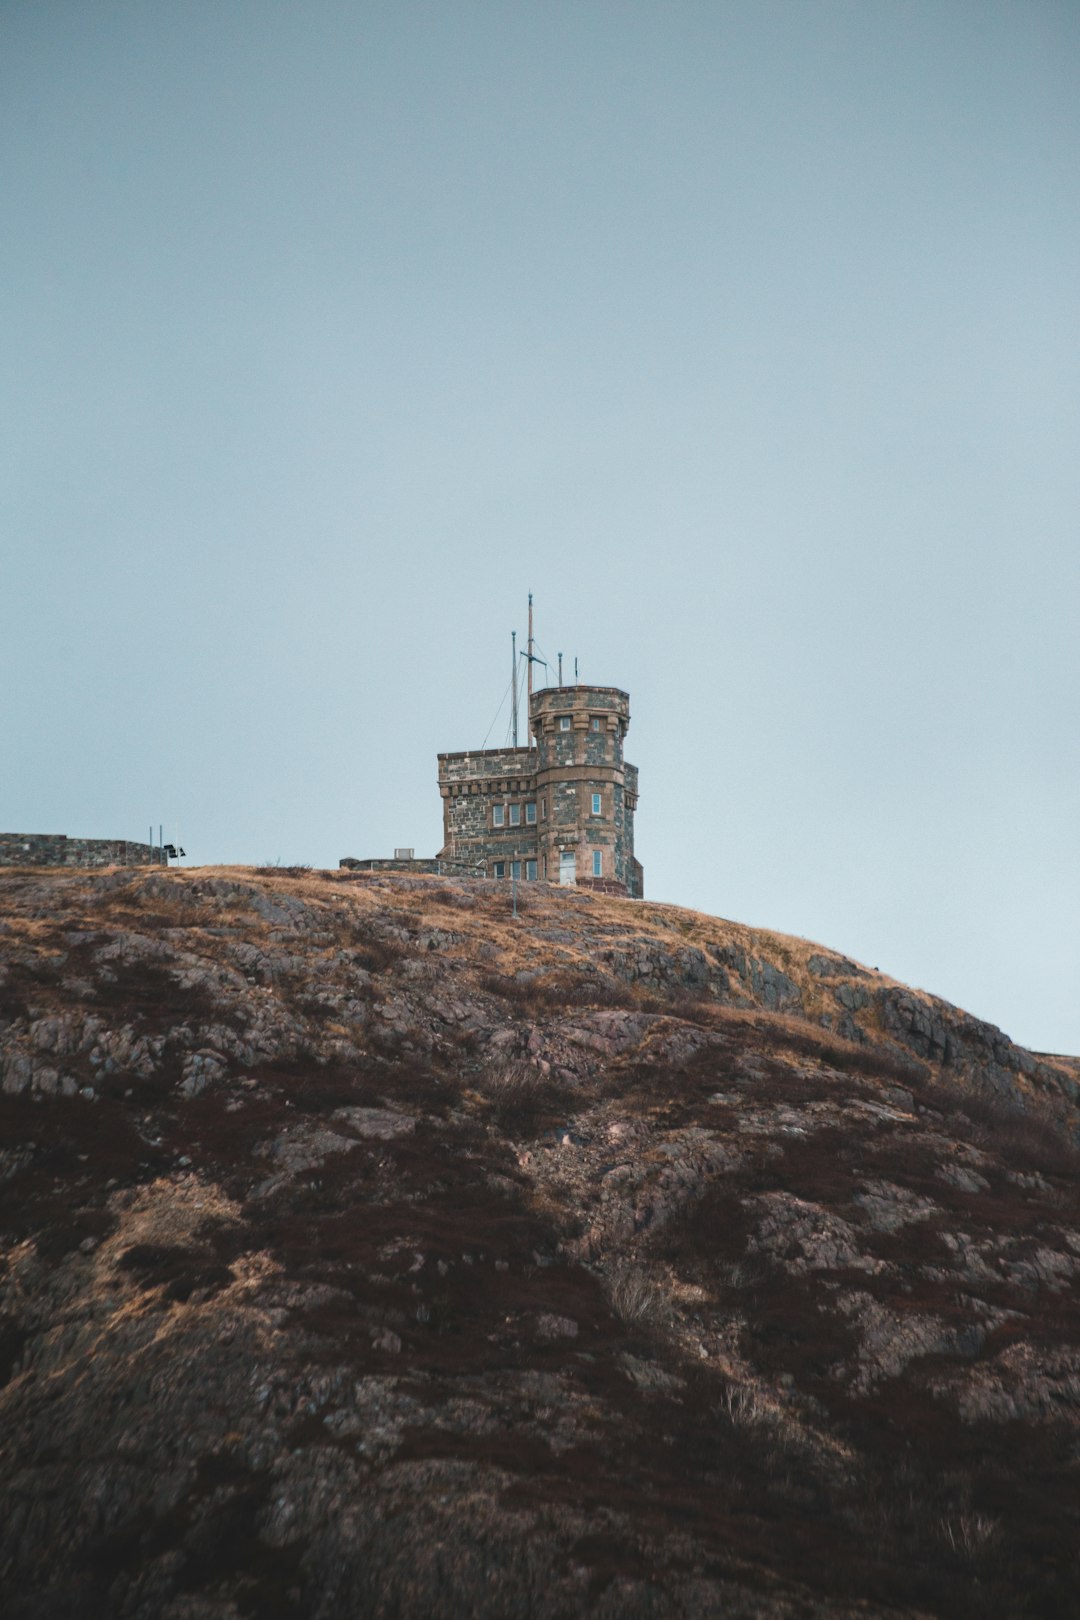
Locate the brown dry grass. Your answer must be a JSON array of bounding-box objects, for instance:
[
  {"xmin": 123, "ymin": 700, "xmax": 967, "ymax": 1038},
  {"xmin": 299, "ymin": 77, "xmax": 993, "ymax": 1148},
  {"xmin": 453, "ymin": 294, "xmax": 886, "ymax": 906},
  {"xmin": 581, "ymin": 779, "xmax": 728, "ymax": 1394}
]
[{"xmin": 3, "ymin": 864, "xmax": 1075, "ymax": 1094}]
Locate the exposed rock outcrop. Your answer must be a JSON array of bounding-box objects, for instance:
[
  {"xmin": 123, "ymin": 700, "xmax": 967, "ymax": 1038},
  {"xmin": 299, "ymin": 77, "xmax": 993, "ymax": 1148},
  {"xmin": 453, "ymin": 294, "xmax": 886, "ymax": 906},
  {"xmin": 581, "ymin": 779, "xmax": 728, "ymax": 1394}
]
[{"xmin": 1, "ymin": 866, "xmax": 1078, "ymax": 1619}]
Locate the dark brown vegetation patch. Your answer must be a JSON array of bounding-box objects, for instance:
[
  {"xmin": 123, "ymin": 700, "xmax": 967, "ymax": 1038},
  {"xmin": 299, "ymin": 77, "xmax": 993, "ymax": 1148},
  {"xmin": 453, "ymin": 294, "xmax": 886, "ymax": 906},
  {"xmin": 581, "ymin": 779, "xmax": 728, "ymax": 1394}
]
[
  {"xmin": 77, "ymin": 953, "xmax": 223, "ymax": 1037},
  {"xmin": 343, "ymin": 934, "xmax": 404, "ymax": 975},
  {"xmin": 930, "ymin": 1077, "xmax": 1080, "ymax": 1179},
  {"xmin": 117, "ymin": 1243, "xmax": 235, "ymax": 1303},
  {"xmin": 473, "ymin": 1056, "xmax": 576, "ymax": 1137},
  {"xmin": 747, "ymin": 1014, "xmax": 928, "ymax": 1088},
  {"xmin": 0, "ymin": 1093, "xmax": 159, "ymax": 1250},
  {"xmin": 78, "ymin": 1452, "xmax": 304, "ymax": 1620}
]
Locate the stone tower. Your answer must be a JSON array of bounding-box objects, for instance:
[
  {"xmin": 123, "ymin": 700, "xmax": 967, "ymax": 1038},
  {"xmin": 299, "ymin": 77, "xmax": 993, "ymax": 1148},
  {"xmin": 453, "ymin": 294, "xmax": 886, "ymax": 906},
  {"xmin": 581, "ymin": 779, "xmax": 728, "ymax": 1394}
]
[
  {"xmin": 529, "ymin": 684, "xmax": 640, "ymax": 892},
  {"xmin": 436, "ymin": 681, "xmax": 643, "ymax": 896}
]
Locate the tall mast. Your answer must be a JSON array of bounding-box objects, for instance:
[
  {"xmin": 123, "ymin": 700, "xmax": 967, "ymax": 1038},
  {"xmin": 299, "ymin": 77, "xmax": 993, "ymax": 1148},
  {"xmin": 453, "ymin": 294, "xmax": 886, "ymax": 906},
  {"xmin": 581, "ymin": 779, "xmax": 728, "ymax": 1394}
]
[
  {"xmin": 511, "ymin": 630, "xmax": 518, "ymax": 747},
  {"xmin": 527, "ymin": 593, "xmax": 534, "ymax": 719}
]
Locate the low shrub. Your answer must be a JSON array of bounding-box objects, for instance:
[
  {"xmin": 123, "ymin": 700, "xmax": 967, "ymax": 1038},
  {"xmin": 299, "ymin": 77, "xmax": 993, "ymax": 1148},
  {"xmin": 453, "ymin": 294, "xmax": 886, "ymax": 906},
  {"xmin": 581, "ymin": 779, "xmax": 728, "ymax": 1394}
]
[
  {"xmin": 479, "ymin": 970, "xmax": 638, "ymax": 1014},
  {"xmin": 421, "ymin": 886, "xmax": 474, "ymax": 910},
  {"xmin": 479, "ymin": 1057, "xmax": 547, "ymax": 1100},
  {"xmin": 346, "ymin": 930, "xmax": 404, "ymax": 974},
  {"xmin": 718, "ymin": 1383, "xmax": 773, "ymax": 1429},
  {"xmin": 474, "ymin": 1057, "xmax": 571, "ymax": 1137},
  {"xmin": 605, "ymin": 1263, "xmax": 670, "ymax": 1330},
  {"xmin": 937, "ymin": 1510, "xmax": 1000, "ymax": 1560}
]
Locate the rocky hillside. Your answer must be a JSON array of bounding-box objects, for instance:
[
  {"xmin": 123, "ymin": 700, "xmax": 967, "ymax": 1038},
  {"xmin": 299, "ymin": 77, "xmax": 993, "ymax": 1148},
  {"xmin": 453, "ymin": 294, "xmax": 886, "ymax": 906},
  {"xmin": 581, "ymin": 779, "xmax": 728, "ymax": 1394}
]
[{"xmin": 2, "ymin": 866, "xmax": 1079, "ymax": 1620}]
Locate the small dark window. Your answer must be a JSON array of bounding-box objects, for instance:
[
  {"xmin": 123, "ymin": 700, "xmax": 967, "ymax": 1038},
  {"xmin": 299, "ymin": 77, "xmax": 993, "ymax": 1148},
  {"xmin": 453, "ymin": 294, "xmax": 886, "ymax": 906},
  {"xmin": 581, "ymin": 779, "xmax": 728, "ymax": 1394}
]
[
  {"xmin": 592, "ymin": 850, "xmax": 602, "ymax": 877},
  {"xmin": 493, "ymin": 861, "xmax": 506, "ymax": 879},
  {"xmin": 559, "ymin": 715, "xmax": 571, "ymax": 731},
  {"xmin": 525, "ymin": 801, "xmax": 537, "ymax": 824},
  {"xmin": 526, "ymin": 858, "xmax": 537, "ymax": 881},
  {"xmin": 492, "ymin": 805, "xmax": 505, "ymax": 828},
  {"xmin": 509, "ymin": 804, "xmax": 521, "ymax": 826}
]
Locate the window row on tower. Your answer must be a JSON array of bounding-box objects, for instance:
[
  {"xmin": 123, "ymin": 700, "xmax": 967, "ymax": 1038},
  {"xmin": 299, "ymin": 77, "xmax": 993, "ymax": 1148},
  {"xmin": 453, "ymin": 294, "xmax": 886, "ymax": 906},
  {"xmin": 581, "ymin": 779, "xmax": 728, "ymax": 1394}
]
[
  {"xmin": 490, "ymin": 792, "xmax": 609, "ymax": 832},
  {"xmin": 492, "ymin": 859, "xmax": 539, "ymax": 881},
  {"xmin": 550, "ymin": 715, "xmax": 608, "ymax": 732},
  {"xmin": 489, "ymin": 850, "xmax": 606, "ymax": 881},
  {"xmin": 491, "ymin": 801, "xmax": 540, "ymax": 829}
]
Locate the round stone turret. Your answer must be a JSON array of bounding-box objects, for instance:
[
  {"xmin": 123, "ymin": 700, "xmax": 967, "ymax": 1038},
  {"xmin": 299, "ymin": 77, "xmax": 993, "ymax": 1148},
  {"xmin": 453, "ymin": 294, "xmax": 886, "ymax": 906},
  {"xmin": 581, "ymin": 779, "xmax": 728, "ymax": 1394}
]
[{"xmin": 529, "ymin": 686, "xmax": 640, "ymax": 894}]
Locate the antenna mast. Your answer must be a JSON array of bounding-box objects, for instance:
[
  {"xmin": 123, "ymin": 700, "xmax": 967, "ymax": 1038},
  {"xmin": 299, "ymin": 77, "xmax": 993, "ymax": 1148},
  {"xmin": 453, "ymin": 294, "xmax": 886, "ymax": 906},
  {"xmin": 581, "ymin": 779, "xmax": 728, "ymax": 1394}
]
[
  {"xmin": 527, "ymin": 593, "xmax": 534, "ymax": 719},
  {"xmin": 511, "ymin": 630, "xmax": 518, "ymax": 747}
]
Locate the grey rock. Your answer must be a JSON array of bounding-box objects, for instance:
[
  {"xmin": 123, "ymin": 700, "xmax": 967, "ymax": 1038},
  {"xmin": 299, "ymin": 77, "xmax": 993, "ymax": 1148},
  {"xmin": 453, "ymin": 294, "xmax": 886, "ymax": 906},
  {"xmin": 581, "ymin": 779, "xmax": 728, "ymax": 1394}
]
[
  {"xmin": 534, "ymin": 1313, "xmax": 579, "ymax": 1340},
  {"xmin": 179, "ymin": 1050, "xmax": 229, "ymax": 1097},
  {"xmin": 808, "ymin": 953, "xmax": 869, "ymax": 979},
  {"xmin": 332, "ymin": 1107, "xmax": 415, "ymax": 1140}
]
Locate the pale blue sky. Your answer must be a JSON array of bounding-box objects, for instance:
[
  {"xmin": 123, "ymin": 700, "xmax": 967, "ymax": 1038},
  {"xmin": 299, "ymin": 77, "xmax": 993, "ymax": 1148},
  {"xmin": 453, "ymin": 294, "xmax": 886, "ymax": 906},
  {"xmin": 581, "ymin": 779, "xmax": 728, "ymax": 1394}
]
[{"xmin": 3, "ymin": 1, "xmax": 1078, "ymax": 1053}]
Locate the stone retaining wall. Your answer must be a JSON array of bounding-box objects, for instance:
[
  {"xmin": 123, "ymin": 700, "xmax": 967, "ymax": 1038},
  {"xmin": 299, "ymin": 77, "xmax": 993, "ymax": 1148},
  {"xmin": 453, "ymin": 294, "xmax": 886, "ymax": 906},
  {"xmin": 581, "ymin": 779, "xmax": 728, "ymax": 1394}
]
[
  {"xmin": 0, "ymin": 833, "xmax": 166, "ymax": 869},
  {"xmin": 339, "ymin": 856, "xmax": 485, "ymax": 877}
]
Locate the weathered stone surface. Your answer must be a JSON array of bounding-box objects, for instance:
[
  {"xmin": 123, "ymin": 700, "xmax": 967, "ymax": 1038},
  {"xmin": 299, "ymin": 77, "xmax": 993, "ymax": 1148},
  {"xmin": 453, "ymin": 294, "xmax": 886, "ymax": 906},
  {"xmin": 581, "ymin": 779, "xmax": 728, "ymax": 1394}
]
[
  {"xmin": 332, "ymin": 1106, "xmax": 415, "ymax": 1139},
  {"xmin": 711, "ymin": 943, "xmax": 803, "ymax": 1011},
  {"xmin": 808, "ymin": 952, "xmax": 871, "ymax": 979}
]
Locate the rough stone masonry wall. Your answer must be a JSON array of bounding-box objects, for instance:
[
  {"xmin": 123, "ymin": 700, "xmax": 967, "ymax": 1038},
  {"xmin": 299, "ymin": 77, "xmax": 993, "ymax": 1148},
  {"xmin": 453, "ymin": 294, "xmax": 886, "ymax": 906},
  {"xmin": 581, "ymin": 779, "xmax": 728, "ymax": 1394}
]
[
  {"xmin": 441, "ymin": 787, "xmax": 541, "ymax": 875},
  {"xmin": 339, "ymin": 857, "xmax": 484, "ymax": 877},
  {"xmin": 438, "ymin": 745, "xmax": 541, "ymax": 876},
  {"xmin": 436, "ymin": 746, "xmax": 537, "ymax": 785},
  {"xmin": 0, "ymin": 834, "xmax": 166, "ymax": 869}
]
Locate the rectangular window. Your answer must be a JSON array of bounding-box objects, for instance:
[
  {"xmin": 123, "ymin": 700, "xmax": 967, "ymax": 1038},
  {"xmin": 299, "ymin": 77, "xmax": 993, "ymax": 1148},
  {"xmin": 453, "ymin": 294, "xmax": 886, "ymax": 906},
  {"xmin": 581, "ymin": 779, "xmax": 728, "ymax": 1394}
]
[
  {"xmin": 591, "ymin": 717, "xmax": 601, "ymax": 731},
  {"xmin": 559, "ymin": 715, "xmax": 571, "ymax": 731},
  {"xmin": 493, "ymin": 861, "xmax": 505, "ymax": 879},
  {"xmin": 525, "ymin": 801, "xmax": 536, "ymax": 824},
  {"xmin": 492, "ymin": 805, "xmax": 505, "ymax": 827},
  {"xmin": 509, "ymin": 803, "xmax": 521, "ymax": 826},
  {"xmin": 525, "ymin": 859, "xmax": 537, "ymax": 881},
  {"xmin": 591, "ymin": 793, "xmax": 602, "ymax": 816},
  {"xmin": 592, "ymin": 850, "xmax": 602, "ymax": 878},
  {"xmin": 540, "ymin": 798, "xmax": 546, "ymax": 818},
  {"xmin": 511, "ymin": 860, "xmax": 522, "ymax": 880}
]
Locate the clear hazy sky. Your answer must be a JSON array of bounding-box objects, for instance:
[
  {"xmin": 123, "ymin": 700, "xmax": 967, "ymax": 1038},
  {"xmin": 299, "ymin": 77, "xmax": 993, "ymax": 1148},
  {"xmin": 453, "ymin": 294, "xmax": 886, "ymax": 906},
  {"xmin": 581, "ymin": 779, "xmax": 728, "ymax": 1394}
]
[{"xmin": 3, "ymin": 2, "xmax": 1078, "ymax": 1054}]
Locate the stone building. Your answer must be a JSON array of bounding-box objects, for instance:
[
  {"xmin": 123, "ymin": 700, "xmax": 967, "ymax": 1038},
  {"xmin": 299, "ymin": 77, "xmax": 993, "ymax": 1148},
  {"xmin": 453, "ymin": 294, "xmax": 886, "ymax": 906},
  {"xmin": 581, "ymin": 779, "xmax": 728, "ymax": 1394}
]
[
  {"xmin": 436, "ymin": 683, "xmax": 643, "ymax": 896},
  {"xmin": 0, "ymin": 833, "xmax": 168, "ymax": 869}
]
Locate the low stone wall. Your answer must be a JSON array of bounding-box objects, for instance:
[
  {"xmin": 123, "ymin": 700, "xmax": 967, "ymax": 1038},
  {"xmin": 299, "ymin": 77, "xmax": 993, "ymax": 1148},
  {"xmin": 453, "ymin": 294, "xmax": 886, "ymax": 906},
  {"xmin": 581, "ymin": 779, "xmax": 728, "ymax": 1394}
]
[
  {"xmin": 576, "ymin": 876, "xmax": 630, "ymax": 898},
  {"xmin": 0, "ymin": 833, "xmax": 166, "ymax": 869},
  {"xmin": 339, "ymin": 856, "xmax": 485, "ymax": 878}
]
